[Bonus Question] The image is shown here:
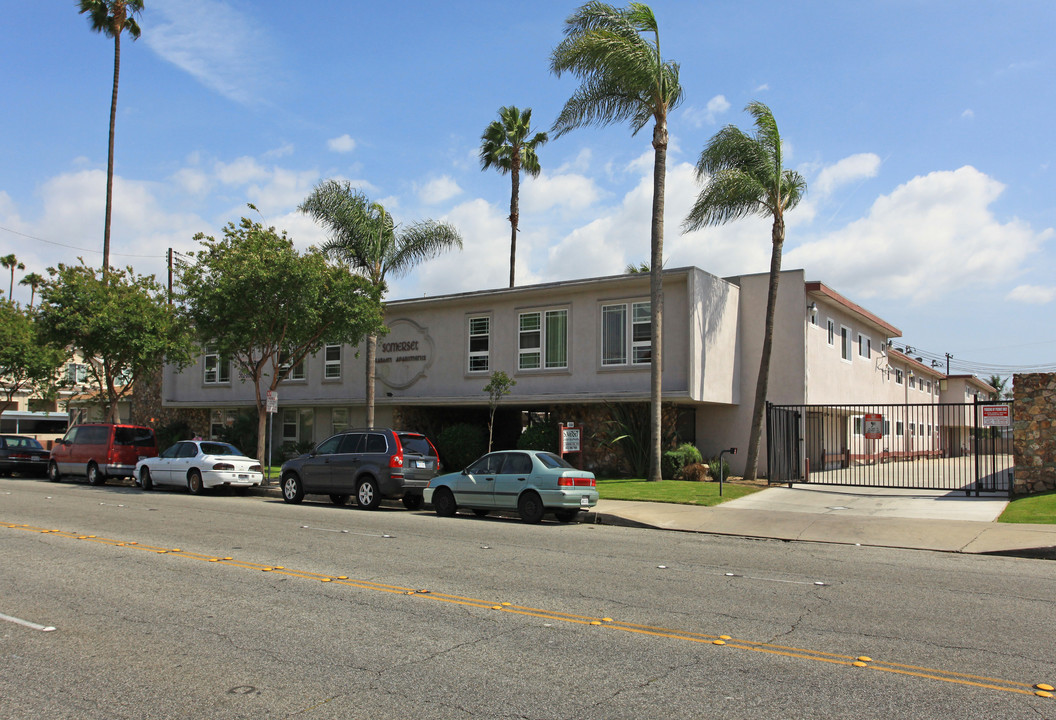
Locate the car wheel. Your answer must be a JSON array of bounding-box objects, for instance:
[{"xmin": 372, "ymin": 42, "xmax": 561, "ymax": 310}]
[
  {"xmin": 517, "ymin": 491, "xmax": 545, "ymax": 524},
  {"xmin": 432, "ymin": 487, "xmax": 456, "ymax": 517},
  {"xmin": 48, "ymin": 462, "xmax": 62, "ymax": 483},
  {"xmin": 87, "ymin": 463, "xmax": 105, "ymax": 486},
  {"xmin": 356, "ymin": 478, "xmax": 380, "ymax": 510},
  {"xmin": 401, "ymin": 494, "xmax": 424, "ymax": 511},
  {"xmin": 141, "ymin": 468, "xmax": 153, "ymax": 491},
  {"xmin": 188, "ymin": 469, "xmax": 206, "ymax": 495},
  {"xmin": 472, "ymin": 509, "xmax": 490, "ymax": 517},
  {"xmin": 281, "ymin": 473, "xmax": 304, "ymax": 503},
  {"xmin": 554, "ymin": 509, "xmax": 580, "ymax": 523},
  {"xmin": 329, "ymin": 494, "xmax": 350, "ymax": 506}
]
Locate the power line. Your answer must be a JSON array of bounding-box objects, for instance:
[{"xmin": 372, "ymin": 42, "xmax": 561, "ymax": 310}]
[
  {"xmin": 891, "ymin": 342, "xmax": 1056, "ymax": 376},
  {"xmin": 0, "ymin": 224, "xmax": 166, "ymax": 259}
]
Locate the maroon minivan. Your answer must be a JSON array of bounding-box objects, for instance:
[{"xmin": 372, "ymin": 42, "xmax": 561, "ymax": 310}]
[{"xmin": 48, "ymin": 423, "xmax": 158, "ymax": 486}]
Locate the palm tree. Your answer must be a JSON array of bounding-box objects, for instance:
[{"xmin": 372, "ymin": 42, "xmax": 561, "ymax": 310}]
[
  {"xmin": 19, "ymin": 272, "xmax": 45, "ymax": 307},
  {"xmin": 683, "ymin": 101, "xmax": 806, "ymax": 481},
  {"xmin": 986, "ymin": 374, "xmax": 1009, "ymax": 400},
  {"xmin": 78, "ymin": 0, "xmax": 144, "ymax": 281},
  {"xmin": 550, "ymin": 1, "xmax": 683, "ymax": 482},
  {"xmin": 1, "ymin": 255, "xmax": 25, "ymax": 300},
  {"xmin": 300, "ymin": 180, "xmax": 463, "ymax": 428},
  {"xmin": 480, "ymin": 106, "xmax": 548, "ymax": 288}
]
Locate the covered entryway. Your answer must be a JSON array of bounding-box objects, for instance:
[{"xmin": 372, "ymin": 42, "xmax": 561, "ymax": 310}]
[{"xmin": 766, "ymin": 400, "xmax": 1013, "ymax": 495}]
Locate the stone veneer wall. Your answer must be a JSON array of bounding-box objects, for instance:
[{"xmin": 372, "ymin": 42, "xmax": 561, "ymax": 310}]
[
  {"xmin": 1013, "ymin": 372, "xmax": 1056, "ymax": 495},
  {"xmin": 131, "ymin": 365, "xmax": 210, "ymax": 436}
]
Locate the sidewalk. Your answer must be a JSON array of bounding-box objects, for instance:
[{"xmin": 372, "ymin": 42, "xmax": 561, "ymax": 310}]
[{"xmin": 586, "ymin": 496, "xmax": 1056, "ymax": 558}]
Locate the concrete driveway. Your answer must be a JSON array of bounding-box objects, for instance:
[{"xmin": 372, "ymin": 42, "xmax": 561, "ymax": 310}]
[{"xmin": 719, "ymin": 484, "xmax": 1010, "ymax": 522}]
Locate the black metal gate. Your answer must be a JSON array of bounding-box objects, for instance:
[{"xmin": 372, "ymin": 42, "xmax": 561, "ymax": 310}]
[{"xmin": 765, "ymin": 400, "xmax": 1013, "ymax": 495}]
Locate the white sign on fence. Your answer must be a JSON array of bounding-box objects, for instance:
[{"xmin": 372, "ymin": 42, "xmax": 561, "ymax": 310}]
[{"xmin": 980, "ymin": 404, "xmax": 1011, "ymax": 427}]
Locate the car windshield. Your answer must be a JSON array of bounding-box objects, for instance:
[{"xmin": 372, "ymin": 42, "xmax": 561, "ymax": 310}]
[
  {"xmin": 200, "ymin": 442, "xmax": 241, "ymax": 456},
  {"xmin": 536, "ymin": 452, "xmax": 573, "ymax": 469},
  {"xmin": 4, "ymin": 436, "xmax": 43, "ymax": 450},
  {"xmin": 114, "ymin": 427, "xmax": 155, "ymax": 447},
  {"xmin": 398, "ymin": 433, "xmax": 434, "ymax": 457}
]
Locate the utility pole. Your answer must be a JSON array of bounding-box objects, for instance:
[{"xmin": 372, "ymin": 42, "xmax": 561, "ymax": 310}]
[
  {"xmin": 945, "ymin": 352, "xmax": 952, "ymax": 375},
  {"xmin": 167, "ymin": 248, "xmax": 173, "ymax": 305}
]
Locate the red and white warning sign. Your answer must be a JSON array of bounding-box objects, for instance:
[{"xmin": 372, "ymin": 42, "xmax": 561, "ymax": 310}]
[
  {"xmin": 980, "ymin": 404, "xmax": 1011, "ymax": 427},
  {"xmin": 863, "ymin": 413, "xmax": 884, "ymax": 440}
]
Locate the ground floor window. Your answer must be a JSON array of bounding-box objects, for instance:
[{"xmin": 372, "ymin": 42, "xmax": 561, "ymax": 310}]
[
  {"xmin": 210, "ymin": 409, "xmax": 238, "ymax": 439},
  {"xmin": 282, "ymin": 408, "xmax": 314, "ymax": 444},
  {"xmin": 332, "ymin": 407, "xmax": 350, "ymax": 435}
]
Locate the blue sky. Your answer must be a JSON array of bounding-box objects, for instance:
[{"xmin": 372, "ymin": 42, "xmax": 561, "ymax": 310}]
[{"xmin": 2, "ymin": 0, "xmax": 1054, "ymax": 378}]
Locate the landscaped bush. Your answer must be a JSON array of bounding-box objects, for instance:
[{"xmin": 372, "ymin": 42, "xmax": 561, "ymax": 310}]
[
  {"xmin": 707, "ymin": 457, "xmax": 731, "ymax": 481},
  {"xmin": 437, "ymin": 423, "xmax": 488, "ymax": 471},
  {"xmin": 281, "ymin": 440, "xmax": 315, "ymax": 460},
  {"xmin": 215, "ymin": 412, "xmax": 260, "ymax": 457},
  {"xmin": 155, "ymin": 419, "xmax": 193, "ymax": 451},
  {"xmin": 680, "ymin": 463, "xmax": 711, "ymax": 482},
  {"xmin": 662, "ymin": 443, "xmax": 703, "ymax": 479},
  {"xmin": 517, "ymin": 421, "xmax": 560, "ymax": 453}
]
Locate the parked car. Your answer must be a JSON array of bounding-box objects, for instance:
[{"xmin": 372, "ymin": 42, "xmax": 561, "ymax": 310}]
[
  {"xmin": 424, "ymin": 449, "xmax": 598, "ymax": 523},
  {"xmin": 135, "ymin": 440, "xmax": 263, "ymax": 494},
  {"xmin": 48, "ymin": 423, "xmax": 158, "ymax": 485},
  {"xmin": 0, "ymin": 435, "xmax": 50, "ymax": 477},
  {"xmin": 280, "ymin": 429, "xmax": 440, "ymax": 510}
]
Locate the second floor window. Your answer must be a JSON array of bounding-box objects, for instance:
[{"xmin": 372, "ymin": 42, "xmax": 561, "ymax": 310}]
[
  {"xmin": 519, "ymin": 309, "xmax": 568, "ymax": 371},
  {"xmin": 203, "ymin": 346, "xmax": 230, "ymax": 384},
  {"xmin": 279, "ymin": 352, "xmax": 305, "ymax": 382},
  {"xmin": 468, "ymin": 316, "xmax": 490, "ymax": 372},
  {"xmin": 324, "ymin": 345, "xmax": 341, "ymax": 380},
  {"xmin": 601, "ymin": 301, "xmax": 651, "ymax": 366}
]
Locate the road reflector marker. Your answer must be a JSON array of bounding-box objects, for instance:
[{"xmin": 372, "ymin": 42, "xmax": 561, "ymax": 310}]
[
  {"xmin": 209, "ymin": 558, "xmax": 219, "ymax": 562},
  {"xmin": 262, "ymin": 567, "xmax": 272, "ymax": 571},
  {"xmin": 223, "ymin": 557, "xmax": 232, "ymax": 560},
  {"xmin": 492, "ymin": 606, "xmax": 502, "ymax": 610},
  {"xmin": 602, "ymin": 618, "xmax": 614, "ymax": 622},
  {"xmin": 853, "ymin": 661, "xmax": 868, "ymax": 667},
  {"xmin": 321, "ymin": 578, "xmax": 332, "ymax": 582},
  {"xmin": 590, "ymin": 621, "xmax": 602, "ymax": 625},
  {"xmin": 857, "ymin": 656, "xmax": 872, "ymax": 663},
  {"xmin": 1037, "ymin": 684, "xmax": 1054, "ymax": 691},
  {"xmin": 1035, "ymin": 690, "xmax": 1053, "ymax": 698},
  {"xmin": 337, "ymin": 576, "xmax": 348, "ymax": 580},
  {"xmin": 720, "ymin": 635, "xmax": 731, "ymax": 640},
  {"xmin": 713, "ymin": 640, "xmax": 726, "ymax": 645},
  {"xmin": 501, "ymin": 602, "xmax": 511, "ymax": 606}
]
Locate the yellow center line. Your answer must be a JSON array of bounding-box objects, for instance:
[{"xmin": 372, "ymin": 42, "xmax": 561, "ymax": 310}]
[{"xmin": 7, "ymin": 520, "xmax": 1051, "ymax": 699}]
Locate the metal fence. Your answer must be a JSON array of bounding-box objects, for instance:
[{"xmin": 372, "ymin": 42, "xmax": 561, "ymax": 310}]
[{"xmin": 766, "ymin": 400, "xmax": 1013, "ymax": 495}]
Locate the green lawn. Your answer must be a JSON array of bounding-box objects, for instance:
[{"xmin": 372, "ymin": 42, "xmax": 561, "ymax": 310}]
[
  {"xmin": 998, "ymin": 491, "xmax": 1056, "ymax": 524},
  {"xmin": 596, "ymin": 478, "xmax": 762, "ymax": 506}
]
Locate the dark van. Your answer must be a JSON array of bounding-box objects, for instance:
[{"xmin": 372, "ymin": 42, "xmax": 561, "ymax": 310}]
[{"xmin": 48, "ymin": 423, "xmax": 158, "ymax": 485}]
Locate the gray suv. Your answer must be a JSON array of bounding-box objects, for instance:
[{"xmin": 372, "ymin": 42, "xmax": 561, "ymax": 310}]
[{"xmin": 279, "ymin": 429, "xmax": 440, "ymax": 510}]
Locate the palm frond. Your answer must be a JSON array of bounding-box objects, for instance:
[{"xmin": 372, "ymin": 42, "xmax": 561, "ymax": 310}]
[{"xmin": 385, "ymin": 221, "xmax": 464, "ymax": 279}]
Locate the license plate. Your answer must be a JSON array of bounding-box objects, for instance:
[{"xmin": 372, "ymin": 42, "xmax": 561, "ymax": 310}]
[
  {"xmin": 580, "ymin": 495, "xmax": 590, "ymax": 507},
  {"xmin": 415, "ymin": 460, "xmax": 428, "ymax": 468},
  {"xmin": 238, "ymin": 474, "xmax": 249, "ymax": 479},
  {"xmin": 31, "ymin": 456, "xmax": 41, "ymax": 461}
]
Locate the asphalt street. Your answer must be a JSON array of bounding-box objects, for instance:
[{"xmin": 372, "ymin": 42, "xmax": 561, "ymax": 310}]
[{"xmin": 1, "ymin": 476, "xmax": 1054, "ymax": 719}]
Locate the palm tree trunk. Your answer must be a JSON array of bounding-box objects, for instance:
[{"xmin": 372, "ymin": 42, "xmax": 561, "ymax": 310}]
[
  {"xmin": 743, "ymin": 216, "xmax": 785, "ymax": 481},
  {"xmin": 509, "ymin": 160, "xmax": 520, "ymax": 288},
  {"xmin": 103, "ymin": 31, "xmax": 121, "ymax": 283},
  {"xmin": 647, "ymin": 121, "xmax": 667, "ymax": 482},
  {"xmin": 365, "ymin": 333, "xmax": 377, "ymax": 428}
]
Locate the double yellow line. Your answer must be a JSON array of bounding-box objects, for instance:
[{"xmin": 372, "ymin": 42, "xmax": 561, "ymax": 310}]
[{"xmin": 7, "ymin": 521, "xmax": 1054, "ymax": 700}]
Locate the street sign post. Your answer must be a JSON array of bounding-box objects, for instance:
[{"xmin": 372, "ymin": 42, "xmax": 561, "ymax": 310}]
[{"xmin": 266, "ymin": 392, "xmax": 278, "ymax": 483}]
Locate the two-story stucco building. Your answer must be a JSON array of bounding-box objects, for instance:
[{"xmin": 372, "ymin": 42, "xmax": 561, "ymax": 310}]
[{"xmin": 160, "ymin": 266, "xmax": 993, "ymax": 477}]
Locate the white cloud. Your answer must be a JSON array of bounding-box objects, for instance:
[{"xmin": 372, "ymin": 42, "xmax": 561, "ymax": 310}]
[
  {"xmin": 215, "ymin": 157, "xmax": 270, "ymax": 185},
  {"xmin": 961, "ymin": 109, "xmax": 975, "ymax": 119},
  {"xmin": 417, "ymin": 176, "xmax": 462, "ymax": 205},
  {"xmin": 784, "ymin": 166, "xmax": 1050, "ymax": 302},
  {"xmin": 522, "ymin": 171, "xmax": 601, "ymax": 215},
  {"xmin": 814, "ymin": 153, "xmax": 882, "ymax": 196},
  {"xmin": 328, "ymin": 134, "xmax": 357, "ymax": 153},
  {"xmin": 145, "ymin": 0, "xmax": 279, "ymax": 105},
  {"xmin": 682, "ymin": 94, "xmax": 731, "ymax": 128},
  {"xmin": 1007, "ymin": 285, "xmax": 1056, "ymax": 304}
]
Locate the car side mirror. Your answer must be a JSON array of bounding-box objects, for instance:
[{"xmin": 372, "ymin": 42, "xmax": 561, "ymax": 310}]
[{"xmin": 461, "ymin": 468, "xmax": 468, "ymax": 475}]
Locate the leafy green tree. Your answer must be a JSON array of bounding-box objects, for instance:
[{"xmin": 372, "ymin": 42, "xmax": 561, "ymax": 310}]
[
  {"xmin": 300, "ymin": 180, "xmax": 463, "ymax": 428},
  {"xmin": 683, "ymin": 101, "xmax": 806, "ymax": 481},
  {"xmin": 37, "ymin": 261, "xmax": 190, "ymax": 424},
  {"xmin": 480, "ymin": 106, "xmax": 548, "ymax": 287},
  {"xmin": 77, "ymin": 0, "xmax": 144, "ymax": 280},
  {"xmin": 177, "ymin": 216, "xmax": 384, "ymax": 462},
  {"xmin": 0, "ymin": 300, "xmax": 67, "ymax": 418},
  {"xmin": 550, "ymin": 1, "xmax": 682, "ymax": 482},
  {"xmin": 19, "ymin": 272, "xmax": 45, "ymax": 307},
  {"xmin": 986, "ymin": 374, "xmax": 1010, "ymax": 401},
  {"xmin": 2, "ymin": 254, "xmax": 25, "ymax": 300},
  {"xmin": 483, "ymin": 370, "xmax": 516, "ymax": 452}
]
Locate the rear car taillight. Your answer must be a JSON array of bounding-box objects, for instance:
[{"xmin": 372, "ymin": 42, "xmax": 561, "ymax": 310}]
[
  {"xmin": 389, "ymin": 433, "xmax": 404, "ymax": 476},
  {"xmin": 558, "ymin": 476, "xmax": 596, "ymax": 487},
  {"xmin": 212, "ymin": 463, "xmax": 234, "ymax": 471},
  {"xmin": 249, "ymin": 464, "xmax": 262, "ymax": 472}
]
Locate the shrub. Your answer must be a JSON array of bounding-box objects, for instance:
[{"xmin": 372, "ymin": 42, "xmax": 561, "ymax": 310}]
[
  {"xmin": 662, "ymin": 443, "xmax": 703, "ymax": 479},
  {"xmin": 437, "ymin": 423, "xmax": 488, "ymax": 471},
  {"xmin": 517, "ymin": 421, "xmax": 560, "ymax": 453},
  {"xmin": 155, "ymin": 419, "xmax": 193, "ymax": 451},
  {"xmin": 680, "ymin": 463, "xmax": 711, "ymax": 482},
  {"xmin": 707, "ymin": 457, "xmax": 731, "ymax": 481},
  {"xmin": 215, "ymin": 412, "xmax": 260, "ymax": 457},
  {"xmin": 281, "ymin": 440, "xmax": 314, "ymax": 460}
]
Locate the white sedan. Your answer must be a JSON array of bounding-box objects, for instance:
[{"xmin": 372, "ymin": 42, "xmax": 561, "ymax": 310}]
[{"xmin": 136, "ymin": 440, "xmax": 263, "ymax": 494}]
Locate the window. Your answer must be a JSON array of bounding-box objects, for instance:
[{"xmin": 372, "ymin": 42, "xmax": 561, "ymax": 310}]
[
  {"xmin": 896, "ymin": 421, "xmax": 904, "ymax": 436},
  {"xmin": 858, "ymin": 334, "xmax": 870, "ymax": 359},
  {"xmin": 895, "ymin": 369, "xmax": 904, "ymax": 385},
  {"xmin": 279, "ymin": 352, "xmax": 305, "ymax": 382},
  {"xmin": 282, "ymin": 408, "xmax": 314, "ymax": 444},
  {"xmin": 827, "ymin": 319, "xmax": 835, "ymax": 346},
  {"xmin": 853, "ymin": 417, "xmax": 862, "ymax": 435},
  {"xmin": 468, "ymin": 316, "xmax": 490, "ymax": 372},
  {"xmin": 918, "ymin": 423, "xmax": 924, "ymax": 436},
  {"xmin": 210, "ymin": 409, "xmax": 237, "ymax": 439},
  {"xmin": 601, "ymin": 301, "xmax": 651, "ymax": 366},
  {"xmin": 841, "ymin": 326, "xmax": 852, "ymax": 361},
  {"xmin": 519, "ymin": 309, "xmax": 568, "ymax": 371},
  {"xmin": 324, "ymin": 345, "xmax": 341, "ymax": 380},
  {"xmin": 203, "ymin": 345, "xmax": 231, "ymax": 385},
  {"xmin": 65, "ymin": 362, "xmax": 90, "ymax": 385},
  {"xmin": 883, "ymin": 420, "xmax": 890, "ymax": 436},
  {"xmin": 332, "ymin": 408, "xmax": 350, "ymax": 435}
]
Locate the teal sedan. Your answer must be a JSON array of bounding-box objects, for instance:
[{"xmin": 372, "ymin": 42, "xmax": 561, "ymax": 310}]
[{"xmin": 423, "ymin": 449, "xmax": 598, "ymax": 523}]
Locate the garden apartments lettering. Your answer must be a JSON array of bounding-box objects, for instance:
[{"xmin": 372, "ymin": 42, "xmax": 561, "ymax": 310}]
[{"xmin": 375, "ymin": 340, "xmax": 426, "ymax": 364}]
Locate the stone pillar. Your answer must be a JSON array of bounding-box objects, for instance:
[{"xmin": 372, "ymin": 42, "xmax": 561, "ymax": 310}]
[{"xmin": 1012, "ymin": 373, "xmax": 1056, "ymax": 495}]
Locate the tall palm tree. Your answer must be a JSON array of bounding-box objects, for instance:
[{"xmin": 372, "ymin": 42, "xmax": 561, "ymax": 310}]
[
  {"xmin": 986, "ymin": 374, "xmax": 1009, "ymax": 400},
  {"xmin": 550, "ymin": 1, "xmax": 683, "ymax": 482},
  {"xmin": 1, "ymin": 254, "xmax": 25, "ymax": 300},
  {"xmin": 19, "ymin": 272, "xmax": 45, "ymax": 307},
  {"xmin": 78, "ymin": 0, "xmax": 144, "ymax": 282},
  {"xmin": 480, "ymin": 106, "xmax": 548, "ymax": 288},
  {"xmin": 300, "ymin": 180, "xmax": 463, "ymax": 428},
  {"xmin": 683, "ymin": 101, "xmax": 806, "ymax": 481}
]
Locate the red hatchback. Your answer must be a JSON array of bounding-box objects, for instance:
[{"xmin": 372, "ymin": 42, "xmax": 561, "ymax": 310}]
[{"xmin": 49, "ymin": 423, "xmax": 158, "ymax": 486}]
